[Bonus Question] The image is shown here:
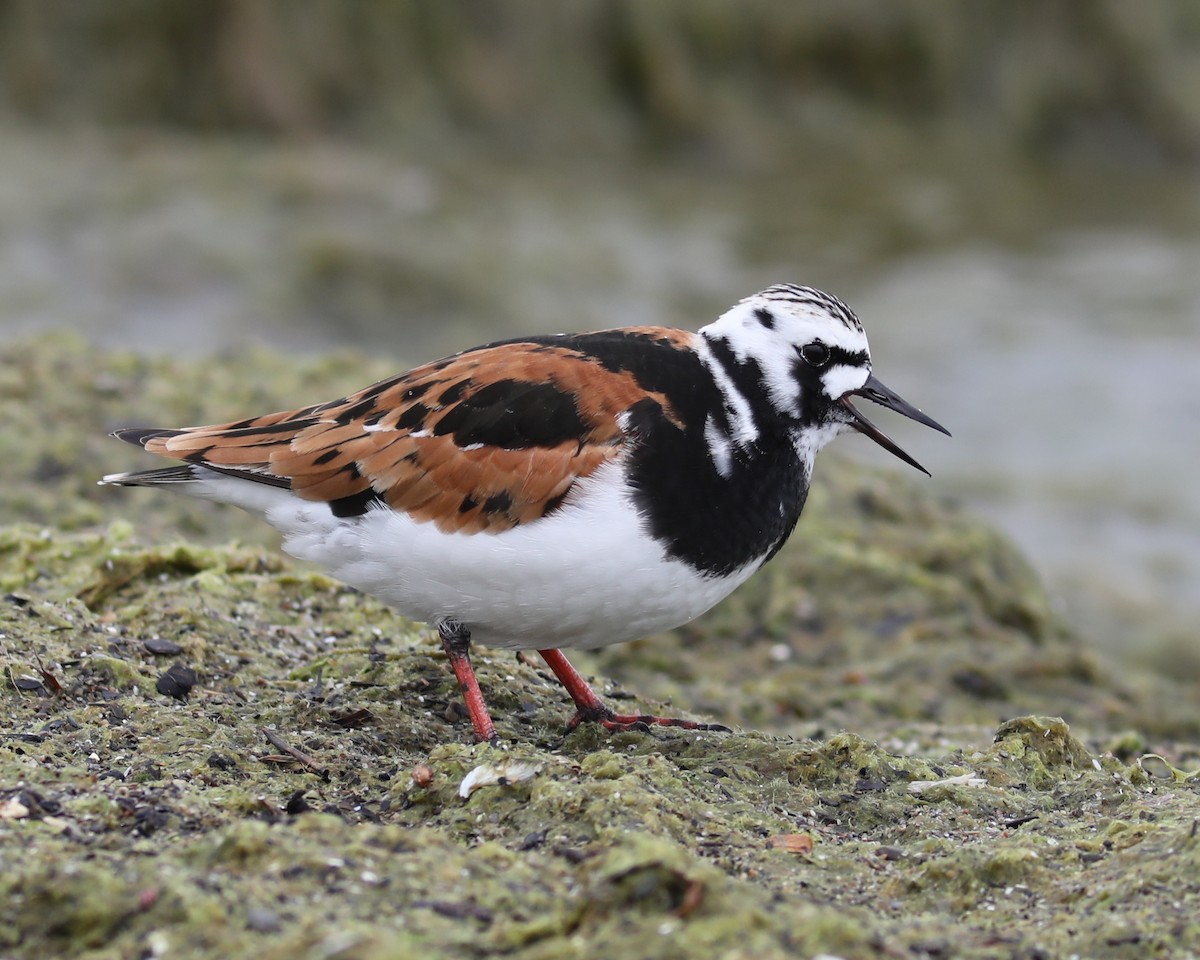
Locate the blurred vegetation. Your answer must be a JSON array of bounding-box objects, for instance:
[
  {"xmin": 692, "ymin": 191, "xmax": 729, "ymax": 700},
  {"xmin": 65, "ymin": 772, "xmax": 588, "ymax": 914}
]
[{"xmin": 1, "ymin": 0, "xmax": 1198, "ymax": 166}]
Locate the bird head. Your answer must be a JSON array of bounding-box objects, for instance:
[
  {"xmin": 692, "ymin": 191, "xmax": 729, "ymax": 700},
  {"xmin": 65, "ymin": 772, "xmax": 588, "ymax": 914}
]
[{"xmin": 702, "ymin": 283, "xmax": 949, "ymax": 474}]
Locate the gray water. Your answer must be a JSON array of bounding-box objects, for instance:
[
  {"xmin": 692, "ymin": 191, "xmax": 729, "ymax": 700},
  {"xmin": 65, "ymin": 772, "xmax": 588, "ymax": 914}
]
[
  {"xmin": 1, "ymin": 132, "xmax": 1196, "ymax": 649},
  {"xmin": 854, "ymin": 236, "xmax": 1200, "ymax": 642}
]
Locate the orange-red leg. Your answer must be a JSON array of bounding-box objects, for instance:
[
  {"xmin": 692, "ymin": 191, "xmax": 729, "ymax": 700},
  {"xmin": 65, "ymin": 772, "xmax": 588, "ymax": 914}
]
[
  {"xmin": 436, "ymin": 618, "xmax": 499, "ymax": 745},
  {"xmin": 537, "ymin": 648, "xmax": 730, "ymax": 734}
]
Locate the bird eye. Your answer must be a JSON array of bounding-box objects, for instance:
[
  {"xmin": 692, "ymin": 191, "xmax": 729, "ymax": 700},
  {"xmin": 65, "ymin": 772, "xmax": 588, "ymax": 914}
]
[{"xmin": 800, "ymin": 341, "xmax": 831, "ymax": 367}]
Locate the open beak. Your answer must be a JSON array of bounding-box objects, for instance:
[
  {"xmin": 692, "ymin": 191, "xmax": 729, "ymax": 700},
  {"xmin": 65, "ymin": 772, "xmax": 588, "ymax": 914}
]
[{"xmin": 837, "ymin": 373, "xmax": 950, "ymax": 476}]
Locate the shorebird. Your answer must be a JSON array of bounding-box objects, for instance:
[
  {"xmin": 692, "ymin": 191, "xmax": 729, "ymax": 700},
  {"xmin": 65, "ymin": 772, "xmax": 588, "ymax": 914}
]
[{"xmin": 102, "ymin": 284, "xmax": 948, "ymax": 743}]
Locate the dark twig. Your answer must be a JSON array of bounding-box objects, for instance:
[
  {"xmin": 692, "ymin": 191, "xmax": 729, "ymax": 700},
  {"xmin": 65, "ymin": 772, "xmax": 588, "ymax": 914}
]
[{"xmin": 261, "ymin": 728, "xmax": 329, "ymax": 779}]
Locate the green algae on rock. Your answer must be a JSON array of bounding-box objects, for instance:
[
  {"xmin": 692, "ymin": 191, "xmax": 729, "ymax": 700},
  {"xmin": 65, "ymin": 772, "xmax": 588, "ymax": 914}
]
[{"xmin": 2, "ymin": 334, "xmax": 1200, "ymax": 959}]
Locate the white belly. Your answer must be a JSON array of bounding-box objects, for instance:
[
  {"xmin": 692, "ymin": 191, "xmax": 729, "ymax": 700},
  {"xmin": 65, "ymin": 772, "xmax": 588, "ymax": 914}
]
[{"xmin": 187, "ymin": 461, "xmax": 761, "ymax": 650}]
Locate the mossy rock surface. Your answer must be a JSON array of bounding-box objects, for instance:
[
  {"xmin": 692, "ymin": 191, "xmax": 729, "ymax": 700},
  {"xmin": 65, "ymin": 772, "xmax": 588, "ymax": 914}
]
[{"xmin": 2, "ymin": 334, "xmax": 1199, "ymax": 959}]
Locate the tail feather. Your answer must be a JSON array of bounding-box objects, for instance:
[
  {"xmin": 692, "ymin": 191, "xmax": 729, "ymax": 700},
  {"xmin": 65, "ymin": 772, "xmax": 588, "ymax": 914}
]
[
  {"xmin": 100, "ymin": 465, "xmax": 199, "ymax": 487},
  {"xmin": 111, "ymin": 427, "xmax": 184, "ymax": 448},
  {"xmin": 104, "ymin": 424, "xmax": 291, "ymax": 491}
]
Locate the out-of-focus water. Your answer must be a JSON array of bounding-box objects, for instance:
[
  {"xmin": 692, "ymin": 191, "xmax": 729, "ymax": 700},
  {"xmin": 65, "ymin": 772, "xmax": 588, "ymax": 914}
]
[
  {"xmin": 850, "ymin": 236, "xmax": 1200, "ymax": 641},
  {"xmin": 0, "ymin": 132, "xmax": 1196, "ymax": 648}
]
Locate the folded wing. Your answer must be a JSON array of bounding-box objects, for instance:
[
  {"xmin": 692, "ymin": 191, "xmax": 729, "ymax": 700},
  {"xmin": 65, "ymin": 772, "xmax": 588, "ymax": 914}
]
[{"xmin": 112, "ymin": 335, "xmax": 685, "ymax": 534}]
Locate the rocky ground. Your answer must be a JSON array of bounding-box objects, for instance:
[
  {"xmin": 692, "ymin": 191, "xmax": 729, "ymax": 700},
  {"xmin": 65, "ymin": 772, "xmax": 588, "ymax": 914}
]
[{"xmin": 1, "ymin": 335, "xmax": 1198, "ymax": 959}]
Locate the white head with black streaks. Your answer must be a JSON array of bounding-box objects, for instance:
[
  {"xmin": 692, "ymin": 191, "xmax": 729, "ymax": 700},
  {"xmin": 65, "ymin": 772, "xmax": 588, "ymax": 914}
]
[
  {"xmin": 705, "ymin": 283, "xmax": 872, "ymax": 417},
  {"xmin": 699, "ymin": 283, "xmax": 949, "ymax": 477}
]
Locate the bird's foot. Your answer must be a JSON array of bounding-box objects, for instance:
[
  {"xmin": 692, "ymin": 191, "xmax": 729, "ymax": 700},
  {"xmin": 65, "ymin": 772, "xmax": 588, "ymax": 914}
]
[
  {"xmin": 537, "ymin": 648, "xmax": 730, "ymax": 736},
  {"xmin": 564, "ymin": 704, "xmax": 731, "ymax": 735},
  {"xmin": 436, "ymin": 617, "xmax": 501, "ymax": 746}
]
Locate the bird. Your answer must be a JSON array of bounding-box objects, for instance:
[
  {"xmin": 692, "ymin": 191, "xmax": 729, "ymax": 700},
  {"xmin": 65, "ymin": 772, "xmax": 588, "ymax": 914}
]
[{"xmin": 101, "ymin": 283, "xmax": 948, "ymax": 744}]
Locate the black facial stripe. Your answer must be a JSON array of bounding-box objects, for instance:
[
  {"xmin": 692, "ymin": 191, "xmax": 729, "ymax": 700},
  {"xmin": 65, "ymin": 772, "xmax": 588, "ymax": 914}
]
[
  {"xmin": 822, "ymin": 346, "xmax": 869, "ymax": 369},
  {"xmin": 790, "ymin": 357, "xmax": 827, "ymax": 425},
  {"xmin": 703, "ymin": 337, "xmax": 778, "ymax": 433},
  {"xmin": 754, "ymin": 307, "xmax": 775, "ymax": 329},
  {"xmin": 790, "ymin": 352, "xmax": 871, "ymax": 424}
]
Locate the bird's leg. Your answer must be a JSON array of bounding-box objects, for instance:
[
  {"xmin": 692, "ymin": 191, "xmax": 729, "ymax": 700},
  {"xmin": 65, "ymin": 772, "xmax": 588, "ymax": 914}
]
[
  {"xmin": 537, "ymin": 648, "xmax": 730, "ymax": 734},
  {"xmin": 436, "ymin": 618, "xmax": 499, "ymax": 746}
]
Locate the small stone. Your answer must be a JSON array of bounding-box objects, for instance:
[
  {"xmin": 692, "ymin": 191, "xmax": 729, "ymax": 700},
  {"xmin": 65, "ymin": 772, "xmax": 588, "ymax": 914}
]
[
  {"xmin": 0, "ymin": 797, "xmax": 30, "ymax": 819},
  {"xmin": 766, "ymin": 833, "xmax": 814, "ymax": 854},
  {"xmin": 410, "ymin": 764, "xmax": 434, "ymax": 788},
  {"xmin": 156, "ymin": 664, "xmax": 197, "ymax": 700},
  {"xmin": 285, "ymin": 791, "xmax": 313, "ymax": 815},
  {"xmin": 246, "ymin": 907, "xmax": 281, "ymax": 932}
]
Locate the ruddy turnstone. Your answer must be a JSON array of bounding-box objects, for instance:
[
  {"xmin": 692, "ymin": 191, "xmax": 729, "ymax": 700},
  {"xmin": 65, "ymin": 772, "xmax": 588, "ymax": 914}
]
[{"xmin": 101, "ymin": 284, "xmax": 947, "ymax": 744}]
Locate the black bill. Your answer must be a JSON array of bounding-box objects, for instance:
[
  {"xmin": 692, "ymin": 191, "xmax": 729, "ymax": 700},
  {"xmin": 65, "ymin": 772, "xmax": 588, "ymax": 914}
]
[{"xmin": 837, "ymin": 373, "xmax": 950, "ymax": 476}]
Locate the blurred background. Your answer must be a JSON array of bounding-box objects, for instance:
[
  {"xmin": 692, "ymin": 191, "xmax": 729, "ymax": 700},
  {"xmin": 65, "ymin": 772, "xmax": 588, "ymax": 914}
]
[{"xmin": 0, "ymin": 1, "xmax": 1197, "ymax": 657}]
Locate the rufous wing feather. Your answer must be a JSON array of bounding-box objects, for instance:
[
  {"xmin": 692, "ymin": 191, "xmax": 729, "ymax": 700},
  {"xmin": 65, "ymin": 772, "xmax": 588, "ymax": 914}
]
[{"xmin": 135, "ymin": 334, "xmax": 688, "ymax": 534}]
